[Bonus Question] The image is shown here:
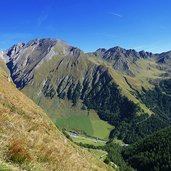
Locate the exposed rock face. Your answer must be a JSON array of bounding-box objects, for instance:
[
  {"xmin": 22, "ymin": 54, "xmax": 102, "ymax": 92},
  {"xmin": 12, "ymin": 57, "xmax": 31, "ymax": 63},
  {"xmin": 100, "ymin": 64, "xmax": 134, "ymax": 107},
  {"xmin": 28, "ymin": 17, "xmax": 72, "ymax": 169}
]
[{"xmin": 6, "ymin": 42, "xmax": 25, "ymax": 59}]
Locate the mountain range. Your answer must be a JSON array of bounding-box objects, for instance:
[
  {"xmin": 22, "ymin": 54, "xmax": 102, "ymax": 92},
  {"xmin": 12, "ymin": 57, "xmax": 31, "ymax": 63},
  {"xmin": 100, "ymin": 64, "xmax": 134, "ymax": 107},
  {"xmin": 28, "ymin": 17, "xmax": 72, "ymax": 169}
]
[{"xmin": 2, "ymin": 38, "xmax": 171, "ymax": 144}]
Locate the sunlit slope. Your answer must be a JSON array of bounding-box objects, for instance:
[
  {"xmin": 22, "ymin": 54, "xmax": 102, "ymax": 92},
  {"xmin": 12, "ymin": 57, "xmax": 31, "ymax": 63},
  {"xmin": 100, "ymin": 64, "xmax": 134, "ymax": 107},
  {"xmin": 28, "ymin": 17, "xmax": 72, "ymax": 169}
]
[{"xmin": 0, "ymin": 63, "xmax": 113, "ymax": 171}]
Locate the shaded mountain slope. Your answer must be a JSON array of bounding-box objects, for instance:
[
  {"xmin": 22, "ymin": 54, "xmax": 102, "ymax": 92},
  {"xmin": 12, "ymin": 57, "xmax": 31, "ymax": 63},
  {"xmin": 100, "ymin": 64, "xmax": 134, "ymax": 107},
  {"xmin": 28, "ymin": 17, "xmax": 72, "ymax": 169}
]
[{"xmin": 0, "ymin": 60, "xmax": 113, "ymax": 171}]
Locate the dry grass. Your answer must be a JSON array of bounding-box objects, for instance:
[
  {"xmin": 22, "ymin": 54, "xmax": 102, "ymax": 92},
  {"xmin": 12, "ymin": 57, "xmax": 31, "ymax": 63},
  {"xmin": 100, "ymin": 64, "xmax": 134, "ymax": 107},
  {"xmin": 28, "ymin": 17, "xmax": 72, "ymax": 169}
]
[{"xmin": 0, "ymin": 64, "xmax": 113, "ymax": 170}]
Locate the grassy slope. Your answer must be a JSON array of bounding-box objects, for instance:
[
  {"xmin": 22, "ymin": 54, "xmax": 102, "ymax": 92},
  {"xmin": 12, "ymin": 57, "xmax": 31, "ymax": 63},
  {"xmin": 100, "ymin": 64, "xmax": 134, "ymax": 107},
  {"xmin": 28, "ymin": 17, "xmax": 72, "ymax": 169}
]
[
  {"xmin": 0, "ymin": 62, "xmax": 113, "ymax": 171},
  {"xmin": 0, "ymin": 58, "xmax": 9, "ymax": 75},
  {"xmin": 88, "ymin": 149, "xmax": 108, "ymax": 161},
  {"xmin": 56, "ymin": 114, "xmax": 94, "ymax": 135},
  {"xmin": 89, "ymin": 111, "xmax": 113, "ymax": 139}
]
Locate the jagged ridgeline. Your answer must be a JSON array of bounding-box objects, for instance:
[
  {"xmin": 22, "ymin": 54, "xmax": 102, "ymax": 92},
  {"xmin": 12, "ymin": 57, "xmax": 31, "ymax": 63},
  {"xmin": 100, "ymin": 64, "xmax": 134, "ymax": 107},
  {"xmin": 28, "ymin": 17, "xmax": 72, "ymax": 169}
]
[{"xmin": 4, "ymin": 38, "xmax": 171, "ymax": 143}]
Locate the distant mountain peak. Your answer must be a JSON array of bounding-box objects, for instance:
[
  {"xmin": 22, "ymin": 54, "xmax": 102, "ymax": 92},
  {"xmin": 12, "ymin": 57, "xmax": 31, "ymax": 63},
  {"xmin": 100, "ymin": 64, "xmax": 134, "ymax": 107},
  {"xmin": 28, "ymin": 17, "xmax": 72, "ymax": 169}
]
[
  {"xmin": 26, "ymin": 38, "xmax": 67, "ymax": 47},
  {"xmin": 93, "ymin": 46, "xmax": 157, "ymax": 73},
  {"xmin": 157, "ymin": 50, "xmax": 171, "ymax": 63},
  {"xmin": 94, "ymin": 48, "xmax": 107, "ymax": 57},
  {"xmin": 6, "ymin": 42, "xmax": 25, "ymax": 58},
  {"xmin": 109, "ymin": 46, "xmax": 125, "ymax": 51}
]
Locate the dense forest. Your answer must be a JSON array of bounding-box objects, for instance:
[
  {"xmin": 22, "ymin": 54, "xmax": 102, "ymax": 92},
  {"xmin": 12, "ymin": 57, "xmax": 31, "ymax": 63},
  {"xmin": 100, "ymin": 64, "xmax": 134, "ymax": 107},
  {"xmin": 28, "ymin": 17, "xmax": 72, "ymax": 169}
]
[
  {"xmin": 141, "ymin": 79, "xmax": 171, "ymax": 121},
  {"xmin": 104, "ymin": 142, "xmax": 134, "ymax": 171},
  {"xmin": 122, "ymin": 126, "xmax": 171, "ymax": 171}
]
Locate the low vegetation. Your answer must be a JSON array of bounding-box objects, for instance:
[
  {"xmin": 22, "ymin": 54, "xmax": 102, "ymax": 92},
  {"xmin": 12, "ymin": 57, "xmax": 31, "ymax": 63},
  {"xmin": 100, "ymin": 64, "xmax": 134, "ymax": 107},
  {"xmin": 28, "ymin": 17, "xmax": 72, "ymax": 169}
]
[{"xmin": 0, "ymin": 63, "xmax": 113, "ymax": 171}]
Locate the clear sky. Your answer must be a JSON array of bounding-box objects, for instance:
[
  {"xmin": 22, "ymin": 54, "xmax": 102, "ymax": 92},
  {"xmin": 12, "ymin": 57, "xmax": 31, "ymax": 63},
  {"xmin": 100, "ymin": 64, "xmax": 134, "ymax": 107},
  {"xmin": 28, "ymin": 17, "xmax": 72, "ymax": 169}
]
[{"xmin": 0, "ymin": 0, "xmax": 171, "ymax": 52}]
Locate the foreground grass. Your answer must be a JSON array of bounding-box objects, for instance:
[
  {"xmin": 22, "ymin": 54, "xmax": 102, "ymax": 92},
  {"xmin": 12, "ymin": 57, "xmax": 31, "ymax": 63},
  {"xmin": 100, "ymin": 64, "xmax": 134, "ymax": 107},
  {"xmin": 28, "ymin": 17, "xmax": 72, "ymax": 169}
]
[{"xmin": 0, "ymin": 63, "xmax": 114, "ymax": 171}]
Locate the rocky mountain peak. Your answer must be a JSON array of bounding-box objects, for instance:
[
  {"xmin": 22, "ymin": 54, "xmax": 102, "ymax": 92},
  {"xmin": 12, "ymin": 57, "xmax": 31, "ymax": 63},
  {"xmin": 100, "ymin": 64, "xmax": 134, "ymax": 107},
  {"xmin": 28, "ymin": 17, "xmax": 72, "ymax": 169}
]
[
  {"xmin": 94, "ymin": 46, "xmax": 156, "ymax": 61},
  {"xmin": 6, "ymin": 42, "xmax": 25, "ymax": 58},
  {"xmin": 103, "ymin": 47, "xmax": 155, "ymax": 60},
  {"xmin": 26, "ymin": 38, "xmax": 67, "ymax": 47},
  {"xmin": 94, "ymin": 48, "xmax": 107, "ymax": 57},
  {"xmin": 110, "ymin": 46, "xmax": 125, "ymax": 52},
  {"xmin": 157, "ymin": 50, "xmax": 171, "ymax": 64},
  {"xmin": 139, "ymin": 50, "xmax": 154, "ymax": 58},
  {"xmin": 4, "ymin": 38, "xmax": 87, "ymax": 89}
]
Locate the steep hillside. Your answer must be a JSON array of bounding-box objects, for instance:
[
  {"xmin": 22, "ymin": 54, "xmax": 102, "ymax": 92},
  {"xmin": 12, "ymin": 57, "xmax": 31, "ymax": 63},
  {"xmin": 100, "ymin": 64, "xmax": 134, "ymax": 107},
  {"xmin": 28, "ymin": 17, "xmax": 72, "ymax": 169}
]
[
  {"xmin": 0, "ymin": 60, "xmax": 113, "ymax": 171},
  {"xmin": 4, "ymin": 38, "xmax": 171, "ymax": 143}
]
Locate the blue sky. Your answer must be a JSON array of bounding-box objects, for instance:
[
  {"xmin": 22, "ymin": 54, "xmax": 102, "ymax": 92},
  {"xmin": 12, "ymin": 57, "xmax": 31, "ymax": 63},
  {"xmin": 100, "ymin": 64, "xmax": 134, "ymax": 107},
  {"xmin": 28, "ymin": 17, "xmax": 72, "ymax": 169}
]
[{"xmin": 0, "ymin": 0, "xmax": 171, "ymax": 52}]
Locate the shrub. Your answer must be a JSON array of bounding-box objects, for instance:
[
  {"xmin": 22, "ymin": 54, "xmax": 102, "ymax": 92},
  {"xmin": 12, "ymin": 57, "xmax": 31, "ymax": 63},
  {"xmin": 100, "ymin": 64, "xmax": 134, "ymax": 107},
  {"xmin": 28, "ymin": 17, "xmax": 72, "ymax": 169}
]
[{"xmin": 8, "ymin": 139, "xmax": 31, "ymax": 164}]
